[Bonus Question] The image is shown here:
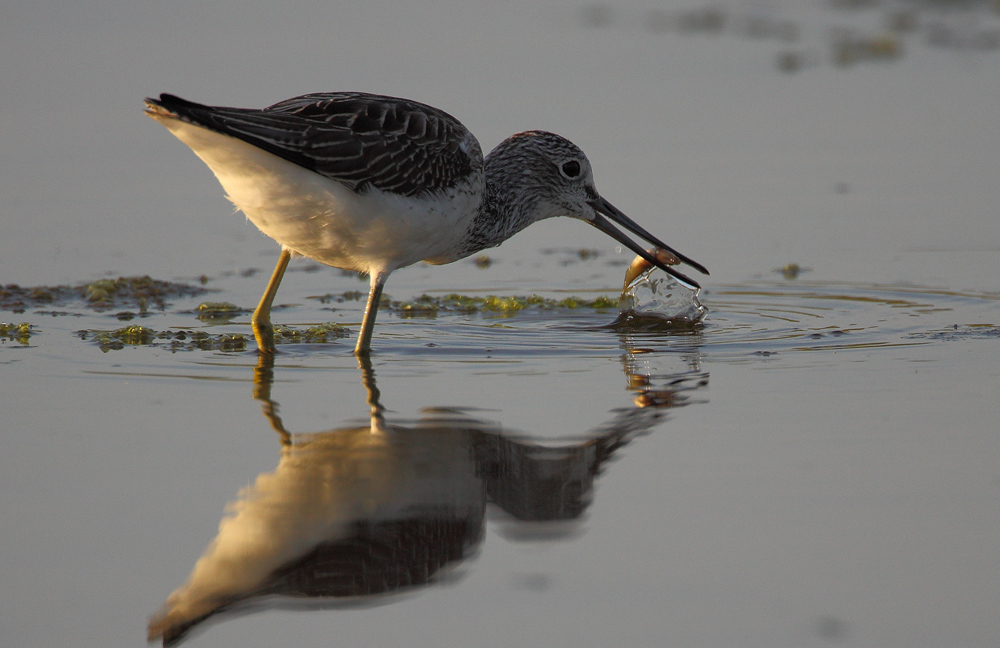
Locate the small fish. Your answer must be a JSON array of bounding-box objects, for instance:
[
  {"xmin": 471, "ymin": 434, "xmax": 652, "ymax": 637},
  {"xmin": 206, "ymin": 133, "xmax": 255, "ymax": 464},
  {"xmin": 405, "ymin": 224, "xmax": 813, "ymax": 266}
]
[{"xmin": 623, "ymin": 247, "xmax": 681, "ymax": 290}]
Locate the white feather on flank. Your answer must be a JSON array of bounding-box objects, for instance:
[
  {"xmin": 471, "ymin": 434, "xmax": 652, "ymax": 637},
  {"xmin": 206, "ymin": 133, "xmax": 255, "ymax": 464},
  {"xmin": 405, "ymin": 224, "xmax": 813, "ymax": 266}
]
[{"xmin": 149, "ymin": 114, "xmax": 483, "ymax": 276}]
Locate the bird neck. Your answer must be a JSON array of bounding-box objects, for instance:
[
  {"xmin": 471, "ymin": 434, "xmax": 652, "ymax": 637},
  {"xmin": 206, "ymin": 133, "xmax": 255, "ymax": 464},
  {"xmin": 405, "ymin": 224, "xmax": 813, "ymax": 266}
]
[{"xmin": 462, "ymin": 146, "xmax": 544, "ymax": 256}]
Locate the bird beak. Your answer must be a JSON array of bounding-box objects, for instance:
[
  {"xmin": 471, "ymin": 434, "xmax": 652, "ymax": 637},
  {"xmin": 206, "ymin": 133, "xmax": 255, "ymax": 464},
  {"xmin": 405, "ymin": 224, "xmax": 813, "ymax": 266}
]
[{"xmin": 587, "ymin": 196, "xmax": 709, "ymax": 290}]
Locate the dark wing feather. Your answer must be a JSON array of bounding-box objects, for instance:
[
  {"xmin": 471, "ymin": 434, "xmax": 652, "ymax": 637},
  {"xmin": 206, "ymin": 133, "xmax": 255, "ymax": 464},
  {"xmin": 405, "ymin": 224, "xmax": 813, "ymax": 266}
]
[{"xmin": 147, "ymin": 92, "xmax": 482, "ymax": 198}]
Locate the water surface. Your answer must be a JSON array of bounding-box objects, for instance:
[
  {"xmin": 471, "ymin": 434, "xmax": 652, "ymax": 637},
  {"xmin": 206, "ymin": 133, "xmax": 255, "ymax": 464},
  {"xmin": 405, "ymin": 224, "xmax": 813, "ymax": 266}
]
[{"xmin": 2, "ymin": 1, "xmax": 999, "ymax": 646}]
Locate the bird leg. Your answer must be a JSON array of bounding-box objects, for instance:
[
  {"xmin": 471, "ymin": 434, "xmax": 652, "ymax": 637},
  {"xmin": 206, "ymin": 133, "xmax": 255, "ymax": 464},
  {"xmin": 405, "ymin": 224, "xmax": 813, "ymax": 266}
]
[
  {"xmin": 252, "ymin": 248, "xmax": 292, "ymax": 355},
  {"xmin": 355, "ymin": 272, "xmax": 387, "ymax": 356}
]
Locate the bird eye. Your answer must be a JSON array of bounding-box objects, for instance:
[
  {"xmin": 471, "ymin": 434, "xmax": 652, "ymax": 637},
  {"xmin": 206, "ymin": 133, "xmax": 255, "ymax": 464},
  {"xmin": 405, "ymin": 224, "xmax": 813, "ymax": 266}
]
[{"xmin": 561, "ymin": 160, "xmax": 582, "ymax": 178}]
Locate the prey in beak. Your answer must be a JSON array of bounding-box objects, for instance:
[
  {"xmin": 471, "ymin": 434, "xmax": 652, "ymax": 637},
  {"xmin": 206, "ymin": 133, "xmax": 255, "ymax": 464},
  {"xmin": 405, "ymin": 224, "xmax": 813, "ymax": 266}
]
[{"xmin": 587, "ymin": 196, "xmax": 709, "ymax": 290}]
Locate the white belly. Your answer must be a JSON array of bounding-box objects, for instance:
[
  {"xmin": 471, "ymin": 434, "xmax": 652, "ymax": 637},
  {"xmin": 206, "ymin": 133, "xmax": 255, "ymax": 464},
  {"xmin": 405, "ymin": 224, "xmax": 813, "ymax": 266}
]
[{"xmin": 153, "ymin": 117, "xmax": 483, "ymax": 275}]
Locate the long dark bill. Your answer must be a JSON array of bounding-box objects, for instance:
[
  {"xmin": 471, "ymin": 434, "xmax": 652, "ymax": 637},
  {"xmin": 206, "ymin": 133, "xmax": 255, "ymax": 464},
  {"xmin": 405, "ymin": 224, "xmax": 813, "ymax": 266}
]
[{"xmin": 588, "ymin": 196, "xmax": 709, "ymax": 290}]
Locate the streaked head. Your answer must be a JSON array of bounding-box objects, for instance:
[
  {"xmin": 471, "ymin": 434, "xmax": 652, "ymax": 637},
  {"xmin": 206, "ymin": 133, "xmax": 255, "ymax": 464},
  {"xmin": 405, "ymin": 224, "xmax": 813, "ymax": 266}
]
[{"xmin": 488, "ymin": 130, "xmax": 709, "ymax": 289}]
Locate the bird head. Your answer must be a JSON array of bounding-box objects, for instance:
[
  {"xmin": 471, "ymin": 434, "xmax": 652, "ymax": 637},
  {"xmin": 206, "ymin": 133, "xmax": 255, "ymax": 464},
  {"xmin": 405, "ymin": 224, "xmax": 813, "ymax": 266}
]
[{"xmin": 490, "ymin": 131, "xmax": 709, "ymax": 289}]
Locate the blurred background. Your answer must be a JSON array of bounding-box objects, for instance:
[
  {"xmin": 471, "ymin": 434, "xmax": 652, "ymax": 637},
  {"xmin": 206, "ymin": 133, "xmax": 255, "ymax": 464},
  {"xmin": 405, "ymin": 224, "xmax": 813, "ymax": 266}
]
[{"xmin": 2, "ymin": 0, "xmax": 998, "ymax": 290}]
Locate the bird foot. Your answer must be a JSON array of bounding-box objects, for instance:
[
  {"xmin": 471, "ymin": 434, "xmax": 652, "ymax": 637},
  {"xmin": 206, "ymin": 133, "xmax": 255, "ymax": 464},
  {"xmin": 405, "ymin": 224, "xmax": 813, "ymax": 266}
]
[{"xmin": 252, "ymin": 319, "xmax": 277, "ymax": 355}]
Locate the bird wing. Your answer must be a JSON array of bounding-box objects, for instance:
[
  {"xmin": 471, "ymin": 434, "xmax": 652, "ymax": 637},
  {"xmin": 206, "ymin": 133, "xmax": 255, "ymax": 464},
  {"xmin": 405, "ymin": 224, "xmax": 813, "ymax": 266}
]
[{"xmin": 147, "ymin": 92, "xmax": 483, "ymax": 198}]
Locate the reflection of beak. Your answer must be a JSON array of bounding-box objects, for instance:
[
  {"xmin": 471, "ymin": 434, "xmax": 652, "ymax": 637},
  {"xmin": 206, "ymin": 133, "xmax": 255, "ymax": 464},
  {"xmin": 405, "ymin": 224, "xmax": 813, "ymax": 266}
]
[{"xmin": 587, "ymin": 196, "xmax": 709, "ymax": 290}]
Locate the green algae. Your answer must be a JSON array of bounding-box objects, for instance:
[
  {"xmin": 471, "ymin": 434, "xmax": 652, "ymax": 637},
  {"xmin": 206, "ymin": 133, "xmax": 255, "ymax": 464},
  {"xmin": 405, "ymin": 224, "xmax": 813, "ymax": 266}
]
[
  {"xmin": 391, "ymin": 293, "xmax": 619, "ymax": 315},
  {"xmin": 197, "ymin": 302, "xmax": 240, "ymax": 313},
  {"xmin": 0, "ymin": 321, "xmax": 34, "ymax": 345},
  {"xmin": 307, "ymin": 290, "xmax": 365, "ymax": 305},
  {"xmin": 78, "ymin": 326, "xmax": 249, "ymax": 353},
  {"xmin": 195, "ymin": 302, "xmax": 244, "ymax": 322},
  {"xmin": 273, "ymin": 322, "xmax": 351, "ymax": 344},
  {"xmin": 1, "ymin": 276, "xmax": 208, "ymax": 314}
]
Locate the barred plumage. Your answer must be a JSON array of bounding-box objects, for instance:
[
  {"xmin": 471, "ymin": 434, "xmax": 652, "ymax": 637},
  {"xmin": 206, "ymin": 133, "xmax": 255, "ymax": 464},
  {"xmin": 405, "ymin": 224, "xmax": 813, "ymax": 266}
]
[
  {"xmin": 145, "ymin": 92, "xmax": 707, "ymax": 355},
  {"xmin": 149, "ymin": 93, "xmax": 481, "ymax": 198}
]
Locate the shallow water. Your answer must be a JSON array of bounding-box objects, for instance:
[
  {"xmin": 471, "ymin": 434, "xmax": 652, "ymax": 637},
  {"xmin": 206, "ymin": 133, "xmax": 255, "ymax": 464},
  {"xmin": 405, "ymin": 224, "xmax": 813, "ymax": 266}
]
[
  {"xmin": 3, "ymin": 1, "xmax": 1000, "ymax": 646},
  {"xmin": 3, "ymin": 264, "xmax": 998, "ymax": 646}
]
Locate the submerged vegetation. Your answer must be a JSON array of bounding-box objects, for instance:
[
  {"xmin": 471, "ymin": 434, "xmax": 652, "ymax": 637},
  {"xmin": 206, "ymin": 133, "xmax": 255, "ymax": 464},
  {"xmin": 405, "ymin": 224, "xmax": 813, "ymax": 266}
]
[
  {"xmin": 3, "ymin": 266, "xmax": 703, "ymax": 353},
  {"xmin": 70, "ymin": 290, "xmax": 625, "ymax": 352},
  {"xmin": 392, "ymin": 293, "xmax": 619, "ymax": 316},
  {"xmin": 0, "ymin": 321, "xmax": 34, "ymax": 345},
  {"xmin": 1, "ymin": 276, "xmax": 207, "ymax": 314},
  {"xmin": 3, "ymin": 271, "xmax": 635, "ymax": 353},
  {"xmin": 78, "ymin": 322, "xmax": 351, "ymax": 352},
  {"xmin": 194, "ymin": 302, "xmax": 245, "ymax": 322},
  {"xmin": 273, "ymin": 322, "xmax": 351, "ymax": 344},
  {"xmin": 76, "ymin": 322, "xmax": 351, "ymax": 353},
  {"xmin": 78, "ymin": 326, "xmax": 250, "ymax": 353}
]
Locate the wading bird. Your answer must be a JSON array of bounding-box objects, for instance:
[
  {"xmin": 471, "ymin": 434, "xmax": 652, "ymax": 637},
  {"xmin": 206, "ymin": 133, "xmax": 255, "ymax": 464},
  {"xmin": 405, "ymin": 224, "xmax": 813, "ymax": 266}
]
[{"xmin": 145, "ymin": 92, "xmax": 708, "ymax": 355}]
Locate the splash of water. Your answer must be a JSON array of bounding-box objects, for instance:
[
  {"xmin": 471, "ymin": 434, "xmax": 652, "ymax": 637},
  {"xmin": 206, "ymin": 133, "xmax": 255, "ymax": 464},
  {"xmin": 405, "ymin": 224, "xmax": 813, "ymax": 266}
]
[{"xmin": 614, "ymin": 268, "xmax": 708, "ymax": 331}]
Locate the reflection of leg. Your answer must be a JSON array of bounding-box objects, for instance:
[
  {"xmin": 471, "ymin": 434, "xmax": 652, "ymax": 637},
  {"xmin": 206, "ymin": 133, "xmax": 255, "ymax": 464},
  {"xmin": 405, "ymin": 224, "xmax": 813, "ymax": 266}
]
[
  {"xmin": 252, "ymin": 248, "xmax": 292, "ymax": 355},
  {"xmin": 354, "ymin": 272, "xmax": 387, "ymax": 356},
  {"xmin": 357, "ymin": 353, "xmax": 385, "ymax": 431},
  {"xmin": 252, "ymin": 352, "xmax": 291, "ymax": 445}
]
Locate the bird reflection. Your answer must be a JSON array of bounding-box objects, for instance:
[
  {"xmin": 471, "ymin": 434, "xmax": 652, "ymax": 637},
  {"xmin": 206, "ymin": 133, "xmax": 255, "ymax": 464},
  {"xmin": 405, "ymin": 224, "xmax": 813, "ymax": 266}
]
[{"xmin": 148, "ymin": 353, "xmax": 707, "ymax": 646}]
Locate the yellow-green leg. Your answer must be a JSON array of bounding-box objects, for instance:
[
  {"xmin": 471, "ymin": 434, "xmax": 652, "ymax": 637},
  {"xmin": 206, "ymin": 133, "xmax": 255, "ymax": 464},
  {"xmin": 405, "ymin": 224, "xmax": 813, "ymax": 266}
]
[
  {"xmin": 252, "ymin": 248, "xmax": 292, "ymax": 355},
  {"xmin": 354, "ymin": 272, "xmax": 387, "ymax": 356}
]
